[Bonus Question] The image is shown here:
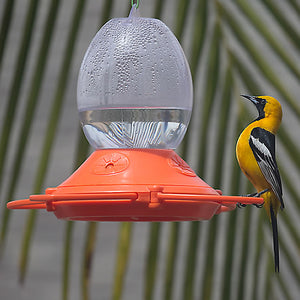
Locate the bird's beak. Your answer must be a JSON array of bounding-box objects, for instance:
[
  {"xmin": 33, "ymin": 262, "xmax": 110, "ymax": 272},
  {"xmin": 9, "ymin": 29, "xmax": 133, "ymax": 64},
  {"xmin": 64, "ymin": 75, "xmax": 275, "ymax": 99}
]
[{"xmin": 241, "ymin": 94, "xmax": 259, "ymax": 105}]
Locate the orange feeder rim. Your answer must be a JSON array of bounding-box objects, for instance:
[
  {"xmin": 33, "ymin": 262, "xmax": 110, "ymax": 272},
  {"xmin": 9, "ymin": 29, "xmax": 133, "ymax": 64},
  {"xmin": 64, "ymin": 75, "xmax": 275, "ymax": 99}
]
[{"xmin": 7, "ymin": 149, "xmax": 263, "ymax": 222}]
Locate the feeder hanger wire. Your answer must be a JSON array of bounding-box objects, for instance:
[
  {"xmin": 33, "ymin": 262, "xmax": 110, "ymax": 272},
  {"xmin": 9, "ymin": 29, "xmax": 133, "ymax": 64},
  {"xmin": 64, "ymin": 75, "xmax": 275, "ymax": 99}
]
[{"xmin": 131, "ymin": 0, "xmax": 139, "ymax": 8}]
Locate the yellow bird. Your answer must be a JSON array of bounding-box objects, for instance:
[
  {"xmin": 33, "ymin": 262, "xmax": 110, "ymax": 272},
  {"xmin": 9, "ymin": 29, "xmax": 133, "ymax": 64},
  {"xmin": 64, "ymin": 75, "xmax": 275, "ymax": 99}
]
[{"xmin": 236, "ymin": 95, "xmax": 284, "ymax": 272}]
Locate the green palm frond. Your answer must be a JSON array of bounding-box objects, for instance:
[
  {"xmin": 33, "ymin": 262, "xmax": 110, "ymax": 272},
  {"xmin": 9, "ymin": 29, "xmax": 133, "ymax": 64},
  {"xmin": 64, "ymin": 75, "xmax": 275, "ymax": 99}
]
[{"xmin": 0, "ymin": 0, "xmax": 299, "ymax": 299}]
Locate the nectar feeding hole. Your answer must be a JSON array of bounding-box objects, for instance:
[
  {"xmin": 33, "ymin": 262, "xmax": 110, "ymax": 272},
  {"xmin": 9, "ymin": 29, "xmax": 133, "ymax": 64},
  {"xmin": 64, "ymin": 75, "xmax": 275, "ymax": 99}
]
[{"xmin": 7, "ymin": 5, "xmax": 263, "ymax": 221}]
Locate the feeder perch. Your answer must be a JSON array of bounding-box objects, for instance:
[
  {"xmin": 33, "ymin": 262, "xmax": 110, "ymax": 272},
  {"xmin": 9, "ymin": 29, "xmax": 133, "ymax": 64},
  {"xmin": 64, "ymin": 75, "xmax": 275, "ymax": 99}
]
[{"xmin": 7, "ymin": 5, "xmax": 263, "ymax": 221}]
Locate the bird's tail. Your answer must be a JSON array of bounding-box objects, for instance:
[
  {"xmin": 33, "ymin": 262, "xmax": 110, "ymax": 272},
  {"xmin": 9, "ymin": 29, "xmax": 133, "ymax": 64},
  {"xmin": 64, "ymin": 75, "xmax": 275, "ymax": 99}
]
[{"xmin": 270, "ymin": 204, "xmax": 279, "ymax": 272}]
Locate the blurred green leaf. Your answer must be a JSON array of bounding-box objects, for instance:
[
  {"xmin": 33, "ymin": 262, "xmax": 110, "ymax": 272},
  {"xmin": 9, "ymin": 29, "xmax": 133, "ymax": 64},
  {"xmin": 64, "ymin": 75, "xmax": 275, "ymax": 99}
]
[
  {"xmin": 0, "ymin": 0, "xmax": 15, "ymax": 70},
  {"xmin": 63, "ymin": 128, "xmax": 90, "ymax": 300},
  {"xmin": 235, "ymin": 0, "xmax": 300, "ymax": 80},
  {"xmin": 1, "ymin": 0, "xmax": 300, "ymax": 299},
  {"xmin": 17, "ymin": 0, "xmax": 87, "ymax": 283},
  {"xmin": 0, "ymin": 0, "xmax": 39, "ymax": 188},
  {"xmin": 112, "ymin": 222, "xmax": 133, "ymax": 300},
  {"xmin": 81, "ymin": 222, "xmax": 98, "ymax": 300},
  {"xmin": 182, "ymin": 221, "xmax": 199, "ymax": 300},
  {"xmin": 174, "ymin": 0, "xmax": 190, "ymax": 40},
  {"xmin": 62, "ymin": 221, "xmax": 74, "ymax": 300},
  {"xmin": 163, "ymin": 222, "xmax": 180, "ymax": 300},
  {"xmin": 144, "ymin": 222, "xmax": 161, "ymax": 300},
  {"xmin": 1, "ymin": 0, "xmax": 61, "ymax": 251},
  {"xmin": 153, "ymin": 0, "xmax": 166, "ymax": 19},
  {"xmin": 261, "ymin": 0, "xmax": 300, "ymax": 51},
  {"xmin": 217, "ymin": 1, "xmax": 300, "ymax": 118},
  {"xmin": 201, "ymin": 62, "xmax": 233, "ymax": 300},
  {"xmin": 197, "ymin": 20, "xmax": 221, "ymax": 176}
]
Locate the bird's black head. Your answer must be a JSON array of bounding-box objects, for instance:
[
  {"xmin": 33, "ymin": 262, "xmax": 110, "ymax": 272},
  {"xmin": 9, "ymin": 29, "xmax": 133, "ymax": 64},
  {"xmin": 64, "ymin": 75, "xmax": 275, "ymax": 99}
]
[{"xmin": 241, "ymin": 95, "xmax": 267, "ymax": 119}]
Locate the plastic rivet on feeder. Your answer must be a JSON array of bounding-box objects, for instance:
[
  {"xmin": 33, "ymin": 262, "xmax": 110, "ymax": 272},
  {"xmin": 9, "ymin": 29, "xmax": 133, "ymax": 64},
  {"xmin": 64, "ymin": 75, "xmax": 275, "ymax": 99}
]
[{"xmin": 7, "ymin": 3, "xmax": 263, "ymax": 221}]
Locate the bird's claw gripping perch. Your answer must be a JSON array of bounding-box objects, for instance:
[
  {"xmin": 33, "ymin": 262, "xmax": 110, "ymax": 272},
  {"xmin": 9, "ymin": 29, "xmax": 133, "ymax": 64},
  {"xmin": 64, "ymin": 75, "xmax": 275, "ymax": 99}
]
[
  {"xmin": 237, "ymin": 203, "xmax": 247, "ymax": 208},
  {"xmin": 237, "ymin": 188, "xmax": 268, "ymax": 208},
  {"xmin": 254, "ymin": 188, "xmax": 269, "ymax": 198}
]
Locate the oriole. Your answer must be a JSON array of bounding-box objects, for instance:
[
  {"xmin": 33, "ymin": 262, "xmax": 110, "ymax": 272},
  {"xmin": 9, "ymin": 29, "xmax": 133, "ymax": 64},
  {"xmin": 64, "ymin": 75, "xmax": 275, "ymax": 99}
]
[{"xmin": 236, "ymin": 95, "xmax": 284, "ymax": 272}]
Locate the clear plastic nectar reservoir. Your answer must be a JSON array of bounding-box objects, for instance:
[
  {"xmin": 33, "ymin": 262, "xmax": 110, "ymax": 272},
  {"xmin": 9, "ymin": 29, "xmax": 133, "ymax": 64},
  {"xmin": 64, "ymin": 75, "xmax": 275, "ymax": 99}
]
[{"xmin": 77, "ymin": 6, "xmax": 193, "ymax": 149}]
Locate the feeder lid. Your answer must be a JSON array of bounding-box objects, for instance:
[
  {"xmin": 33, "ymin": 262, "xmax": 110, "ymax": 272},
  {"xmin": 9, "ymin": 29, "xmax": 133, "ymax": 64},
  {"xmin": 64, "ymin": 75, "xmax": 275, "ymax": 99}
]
[
  {"xmin": 7, "ymin": 149, "xmax": 263, "ymax": 222},
  {"xmin": 77, "ymin": 5, "xmax": 193, "ymax": 113}
]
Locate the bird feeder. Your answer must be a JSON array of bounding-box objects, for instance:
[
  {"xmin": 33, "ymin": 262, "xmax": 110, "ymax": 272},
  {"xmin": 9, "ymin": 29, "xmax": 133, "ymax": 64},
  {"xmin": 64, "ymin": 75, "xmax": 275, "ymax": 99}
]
[{"xmin": 7, "ymin": 5, "xmax": 263, "ymax": 221}]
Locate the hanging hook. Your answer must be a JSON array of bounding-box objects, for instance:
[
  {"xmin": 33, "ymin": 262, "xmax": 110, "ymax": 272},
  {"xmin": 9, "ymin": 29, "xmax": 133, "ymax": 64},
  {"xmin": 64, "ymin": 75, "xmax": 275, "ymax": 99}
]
[{"xmin": 131, "ymin": 0, "xmax": 139, "ymax": 9}]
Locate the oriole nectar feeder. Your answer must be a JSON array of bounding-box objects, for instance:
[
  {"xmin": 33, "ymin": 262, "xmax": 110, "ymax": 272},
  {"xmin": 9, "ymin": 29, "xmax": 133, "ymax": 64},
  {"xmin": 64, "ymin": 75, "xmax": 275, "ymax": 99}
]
[{"xmin": 7, "ymin": 6, "xmax": 263, "ymax": 221}]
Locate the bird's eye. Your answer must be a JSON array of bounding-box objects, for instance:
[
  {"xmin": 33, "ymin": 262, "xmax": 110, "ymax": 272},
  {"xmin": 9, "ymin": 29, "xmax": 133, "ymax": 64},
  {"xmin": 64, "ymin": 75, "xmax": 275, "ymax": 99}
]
[{"xmin": 261, "ymin": 98, "xmax": 267, "ymax": 105}]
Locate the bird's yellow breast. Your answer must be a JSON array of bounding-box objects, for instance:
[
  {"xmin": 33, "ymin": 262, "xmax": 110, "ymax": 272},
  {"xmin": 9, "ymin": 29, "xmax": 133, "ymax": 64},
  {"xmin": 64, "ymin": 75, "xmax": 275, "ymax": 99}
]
[
  {"xmin": 236, "ymin": 122, "xmax": 269, "ymax": 191},
  {"xmin": 236, "ymin": 119, "xmax": 281, "ymax": 217}
]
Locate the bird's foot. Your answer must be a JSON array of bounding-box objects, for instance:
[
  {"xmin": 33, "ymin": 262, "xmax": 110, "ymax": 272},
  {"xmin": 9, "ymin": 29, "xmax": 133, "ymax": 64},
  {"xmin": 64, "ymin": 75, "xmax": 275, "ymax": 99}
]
[
  {"xmin": 243, "ymin": 188, "xmax": 269, "ymax": 198},
  {"xmin": 252, "ymin": 189, "xmax": 268, "ymax": 208},
  {"xmin": 246, "ymin": 192, "xmax": 258, "ymax": 197},
  {"xmin": 255, "ymin": 188, "xmax": 269, "ymax": 197},
  {"xmin": 237, "ymin": 203, "xmax": 247, "ymax": 208},
  {"xmin": 253, "ymin": 202, "xmax": 264, "ymax": 208},
  {"xmin": 237, "ymin": 202, "xmax": 264, "ymax": 208},
  {"xmin": 237, "ymin": 192, "xmax": 257, "ymax": 208},
  {"xmin": 237, "ymin": 189, "xmax": 268, "ymax": 209}
]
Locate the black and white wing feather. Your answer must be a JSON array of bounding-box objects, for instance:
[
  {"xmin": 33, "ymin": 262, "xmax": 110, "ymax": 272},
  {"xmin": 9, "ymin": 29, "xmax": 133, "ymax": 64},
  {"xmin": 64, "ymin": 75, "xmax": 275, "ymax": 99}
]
[{"xmin": 249, "ymin": 127, "xmax": 284, "ymax": 209}]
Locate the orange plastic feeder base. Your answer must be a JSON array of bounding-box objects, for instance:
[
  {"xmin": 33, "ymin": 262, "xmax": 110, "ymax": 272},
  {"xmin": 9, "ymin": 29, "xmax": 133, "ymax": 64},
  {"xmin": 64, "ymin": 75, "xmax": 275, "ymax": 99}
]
[{"xmin": 7, "ymin": 149, "xmax": 263, "ymax": 221}]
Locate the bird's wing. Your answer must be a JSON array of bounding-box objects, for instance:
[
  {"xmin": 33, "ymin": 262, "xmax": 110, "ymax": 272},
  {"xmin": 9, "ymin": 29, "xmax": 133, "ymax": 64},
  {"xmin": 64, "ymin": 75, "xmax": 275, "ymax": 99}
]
[{"xmin": 249, "ymin": 127, "xmax": 284, "ymax": 209}]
